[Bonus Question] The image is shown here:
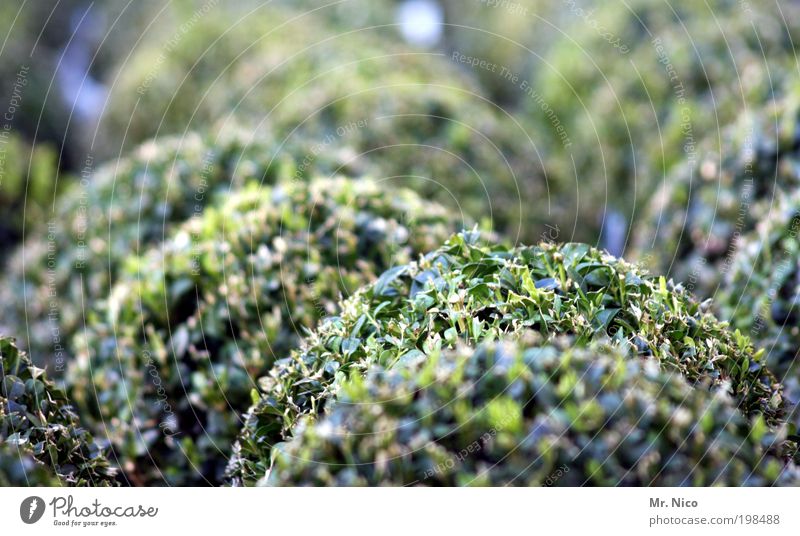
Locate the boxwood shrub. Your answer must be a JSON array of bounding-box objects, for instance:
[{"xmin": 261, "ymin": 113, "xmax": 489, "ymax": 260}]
[
  {"xmin": 715, "ymin": 191, "xmax": 800, "ymax": 434},
  {"xmin": 0, "ymin": 336, "xmax": 117, "ymax": 486},
  {"xmin": 214, "ymin": 64, "xmax": 540, "ymax": 240},
  {"xmin": 530, "ymin": 0, "xmax": 799, "ymax": 237},
  {"xmin": 633, "ymin": 88, "xmax": 800, "ymax": 297},
  {"xmin": 0, "ymin": 442, "xmax": 62, "ymax": 487},
  {"xmin": 0, "ymin": 128, "xmax": 295, "ymax": 369},
  {"xmin": 67, "ymin": 176, "xmax": 462, "ymax": 485},
  {"xmin": 227, "ymin": 232, "xmax": 784, "ymax": 485},
  {"xmin": 269, "ymin": 336, "xmax": 798, "ymax": 486}
]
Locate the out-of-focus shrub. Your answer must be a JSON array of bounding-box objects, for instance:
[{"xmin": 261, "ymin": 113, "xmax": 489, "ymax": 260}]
[
  {"xmin": 527, "ymin": 0, "xmax": 799, "ymax": 240},
  {"xmin": 715, "ymin": 191, "xmax": 800, "ymax": 435},
  {"xmin": 0, "ymin": 128, "xmax": 295, "ymax": 368},
  {"xmin": 0, "ymin": 336, "xmax": 117, "ymax": 486},
  {"xmin": 68, "ymin": 176, "xmax": 462, "ymax": 485},
  {"xmin": 100, "ymin": 3, "xmax": 546, "ymax": 241},
  {"xmin": 440, "ymin": 0, "xmax": 560, "ymax": 104},
  {"xmin": 0, "ymin": 442, "xmax": 62, "ymax": 487},
  {"xmin": 0, "ymin": 134, "xmax": 59, "ymax": 253},
  {"xmin": 633, "ymin": 88, "xmax": 800, "ymax": 297},
  {"xmin": 271, "ymin": 336, "xmax": 798, "ymax": 486},
  {"xmin": 228, "ymin": 232, "xmax": 783, "ymax": 485}
]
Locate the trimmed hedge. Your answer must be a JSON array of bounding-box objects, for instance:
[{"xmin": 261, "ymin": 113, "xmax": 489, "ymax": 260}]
[
  {"xmin": 530, "ymin": 0, "xmax": 799, "ymax": 236},
  {"xmin": 100, "ymin": 3, "xmax": 545, "ymax": 240},
  {"xmin": 0, "ymin": 336, "xmax": 117, "ymax": 486},
  {"xmin": 0, "ymin": 128, "xmax": 294, "ymax": 368},
  {"xmin": 440, "ymin": 0, "xmax": 561, "ymax": 105},
  {"xmin": 68, "ymin": 176, "xmax": 462, "ymax": 485},
  {"xmin": 716, "ymin": 191, "xmax": 800, "ymax": 437},
  {"xmin": 0, "ymin": 134, "xmax": 59, "ymax": 251},
  {"xmin": 214, "ymin": 68, "xmax": 539, "ymax": 241},
  {"xmin": 227, "ymin": 232, "xmax": 784, "ymax": 485},
  {"xmin": 634, "ymin": 88, "xmax": 800, "ymax": 297},
  {"xmin": 270, "ymin": 336, "xmax": 798, "ymax": 486},
  {"xmin": 714, "ymin": 192, "xmax": 800, "ymax": 464}
]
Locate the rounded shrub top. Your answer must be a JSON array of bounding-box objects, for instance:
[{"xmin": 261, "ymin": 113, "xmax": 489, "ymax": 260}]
[
  {"xmin": 101, "ymin": 3, "xmax": 545, "ymax": 240},
  {"xmin": 1, "ymin": 128, "xmax": 294, "ymax": 367},
  {"xmin": 0, "ymin": 337, "xmax": 117, "ymax": 486},
  {"xmin": 270, "ymin": 336, "xmax": 799, "ymax": 486},
  {"xmin": 717, "ymin": 191, "xmax": 800, "ymax": 405},
  {"xmin": 633, "ymin": 88, "xmax": 800, "ymax": 297},
  {"xmin": 228, "ymin": 232, "xmax": 784, "ymax": 485},
  {"xmin": 68, "ymin": 176, "xmax": 462, "ymax": 485},
  {"xmin": 723, "ymin": 192, "xmax": 800, "ymax": 367}
]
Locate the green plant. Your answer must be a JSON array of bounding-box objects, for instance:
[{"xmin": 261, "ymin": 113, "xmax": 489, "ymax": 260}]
[
  {"xmin": 0, "ymin": 128, "xmax": 296, "ymax": 369},
  {"xmin": 0, "ymin": 134, "xmax": 59, "ymax": 250},
  {"xmin": 100, "ymin": 2, "xmax": 545, "ymax": 240},
  {"xmin": 270, "ymin": 336, "xmax": 798, "ymax": 486},
  {"xmin": 714, "ymin": 190, "xmax": 800, "ymax": 441},
  {"xmin": 0, "ymin": 442, "xmax": 62, "ymax": 486},
  {"xmin": 530, "ymin": 0, "xmax": 799, "ymax": 237},
  {"xmin": 633, "ymin": 87, "xmax": 800, "ymax": 298},
  {"xmin": 68, "ymin": 176, "xmax": 462, "ymax": 485},
  {"xmin": 0, "ymin": 336, "xmax": 117, "ymax": 486},
  {"xmin": 228, "ymin": 232, "xmax": 784, "ymax": 485},
  {"xmin": 440, "ymin": 0, "xmax": 563, "ymax": 104}
]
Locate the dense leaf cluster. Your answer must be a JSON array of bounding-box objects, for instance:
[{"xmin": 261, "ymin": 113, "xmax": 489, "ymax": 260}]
[
  {"xmin": 271, "ymin": 337, "xmax": 798, "ymax": 486},
  {"xmin": 3, "ymin": 0, "xmax": 799, "ymax": 490},
  {"xmin": 68, "ymin": 176, "xmax": 461, "ymax": 485},
  {"xmin": 532, "ymin": 0, "xmax": 800, "ymax": 234},
  {"xmin": 0, "ymin": 337, "xmax": 117, "ymax": 486},
  {"xmin": 715, "ymin": 191, "xmax": 800, "ymax": 439},
  {"xmin": 100, "ymin": 3, "xmax": 544, "ymax": 241},
  {"xmin": 228, "ymin": 232, "xmax": 784, "ymax": 485}
]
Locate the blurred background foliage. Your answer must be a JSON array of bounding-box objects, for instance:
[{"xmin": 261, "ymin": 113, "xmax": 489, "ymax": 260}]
[
  {"xmin": 2, "ymin": 0, "xmax": 800, "ymax": 485},
  {"xmin": 4, "ymin": 0, "xmax": 797, "ymax": 261}
]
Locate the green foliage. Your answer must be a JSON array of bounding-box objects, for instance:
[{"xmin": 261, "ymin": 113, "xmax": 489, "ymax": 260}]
[
  {"xmin": 274, "ymin": 0, "xmax": 800, "ymax": 243},
  {"xmin": 271, "ymin": 336, "xmax": 798, "ymax": 486},
  {"xmin": 440, "ymin": 0, "xmax": 562, "ymax": 104},
  {"xmin": 715, "ymin": 191, "xmax": 800, "ymax": 437},
  {"xmin": 4, "ymin": 0, "xmax": 798, "ymax": 489},
  {"xmin": 634, "ymin": 88, "xmax": 800, "ymax": 298},
  {"xmin": 0, "ymin": 134, "xmax": 59, "ymax": 249},
  {"xmin": 710, "ymin": 190, "xmax": 800, "ymax": 466},
  {"xmin": 218, "ymin": 61, "xmax": 535, "ymax": 237},
  {"xmin": 0, "ymin": 128, "xmax": 294, "ymax": 368},
  {"xmin": 68, "ymin": 176, "xmax": 461, "ymax": 485},
  {"xmin": 228, "ymin": 232, "xmax": 783, "ymax": 485},
  {"xmin": 100, "ymin": 2, "xmax": 544, "ymax": 240},
  {"xmin": 530, "ymin": 0, "xmax": 799, "ymax": 232},
  {"xmin": 0, "ymin": 442, "xmax": 62, "ymax": 486},
  {"xmin": 0, "ymin": 336, "xmax": 117, "ymax": 486}
]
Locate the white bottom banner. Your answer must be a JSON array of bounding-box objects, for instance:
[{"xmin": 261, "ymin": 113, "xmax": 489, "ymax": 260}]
[{"xmin": 2, "ymin": 487, "xmax": 798, "ymax": 534}]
